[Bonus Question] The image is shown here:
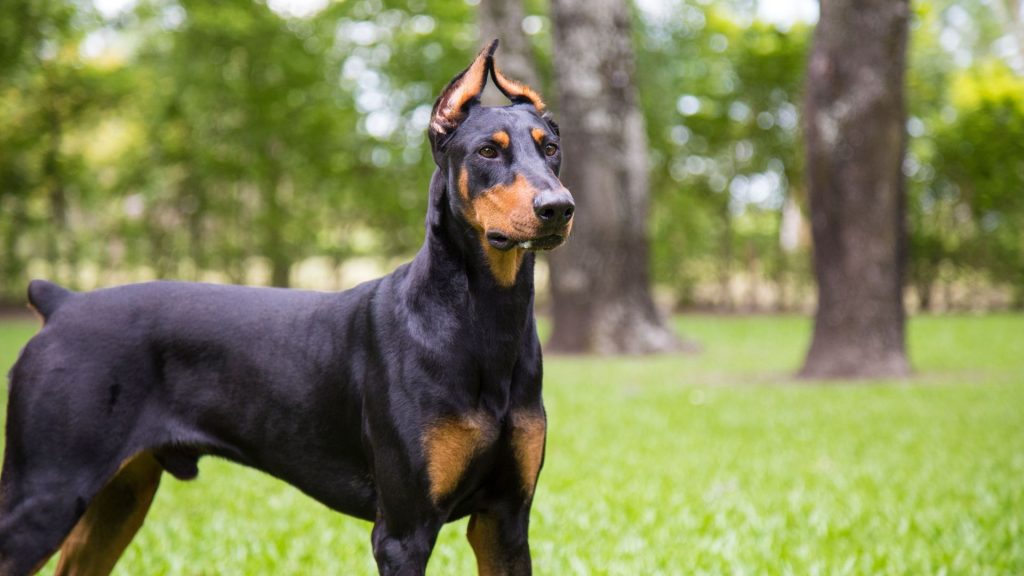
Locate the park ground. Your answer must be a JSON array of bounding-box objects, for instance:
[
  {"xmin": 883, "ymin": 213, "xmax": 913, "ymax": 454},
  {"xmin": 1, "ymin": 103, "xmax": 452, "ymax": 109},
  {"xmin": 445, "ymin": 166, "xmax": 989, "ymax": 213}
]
[{"xmin": 1, "ymin": 314, "xmax": 1021, "ymax": 574}]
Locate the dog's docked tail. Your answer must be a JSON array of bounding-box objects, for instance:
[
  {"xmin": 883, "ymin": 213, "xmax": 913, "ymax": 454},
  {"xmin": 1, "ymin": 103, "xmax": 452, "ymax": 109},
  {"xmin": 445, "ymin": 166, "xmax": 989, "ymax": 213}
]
[{"xmin": 27, "ymin": 279, "xmax": 72, "ymax": 321}]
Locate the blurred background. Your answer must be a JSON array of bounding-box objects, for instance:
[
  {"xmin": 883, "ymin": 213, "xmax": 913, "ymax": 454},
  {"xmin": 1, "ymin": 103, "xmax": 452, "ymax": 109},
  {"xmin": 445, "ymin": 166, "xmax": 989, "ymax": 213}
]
[{"xmin": 1, "ymin": 0, "xmax": 1021, "ymax": 315}]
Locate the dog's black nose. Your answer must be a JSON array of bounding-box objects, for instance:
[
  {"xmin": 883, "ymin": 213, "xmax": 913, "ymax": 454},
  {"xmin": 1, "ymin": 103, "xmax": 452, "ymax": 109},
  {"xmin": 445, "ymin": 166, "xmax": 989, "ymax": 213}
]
[{"xmin": 533, "ymin": 190, "xmax": 575, "ymax": 224}]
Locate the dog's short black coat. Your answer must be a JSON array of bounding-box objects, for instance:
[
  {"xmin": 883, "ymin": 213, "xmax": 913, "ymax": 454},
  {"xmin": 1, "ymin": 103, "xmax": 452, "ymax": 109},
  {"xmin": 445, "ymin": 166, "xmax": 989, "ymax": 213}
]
[{"xmin": 0, "ymin": 40, "xmax": 574, "ymax": 576}]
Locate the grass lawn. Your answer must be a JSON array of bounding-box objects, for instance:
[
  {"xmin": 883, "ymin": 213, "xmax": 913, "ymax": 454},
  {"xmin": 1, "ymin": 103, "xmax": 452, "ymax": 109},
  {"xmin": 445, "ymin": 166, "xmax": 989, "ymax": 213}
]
[{"xmin": 1, "ymin": 314, "xmax": 1022, "ymax": 574}]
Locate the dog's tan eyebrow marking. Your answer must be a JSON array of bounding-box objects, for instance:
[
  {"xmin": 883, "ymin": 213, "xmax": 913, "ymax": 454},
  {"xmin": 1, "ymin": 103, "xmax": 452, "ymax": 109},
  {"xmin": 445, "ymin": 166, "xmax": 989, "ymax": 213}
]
[
  {"xmin": 492, "ymin": 131, "xmax": 510, "ymax": 148},
  {"xmin": 531, "ymin": 128, "xmax": 546, "ymax": 145}
]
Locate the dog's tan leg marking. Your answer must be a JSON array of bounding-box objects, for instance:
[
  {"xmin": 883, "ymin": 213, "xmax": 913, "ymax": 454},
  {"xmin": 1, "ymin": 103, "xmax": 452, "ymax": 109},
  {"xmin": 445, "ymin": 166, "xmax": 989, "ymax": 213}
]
[
  {"xmin": 422, "ymin": 413, "xmax": 497, "ymax": 503},
  {"xmin": 510, "ymin": 411, "xmax": 546, "ymax": 497},
  {"xmin": 54, "ymin": 452, "xmax": 162, "ymax": 576},
  {"xmin": 467, "ymin": 512, "xmax": 503, "ymax": 576}
]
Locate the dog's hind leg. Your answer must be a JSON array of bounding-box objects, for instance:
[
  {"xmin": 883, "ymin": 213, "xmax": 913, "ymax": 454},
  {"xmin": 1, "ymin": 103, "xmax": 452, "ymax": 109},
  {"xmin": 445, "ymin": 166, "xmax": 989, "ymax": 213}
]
[
  {"xmin": 0, "ymin": 343, "xmax": 160, "ymax": 576},
  {"xmin": 0, "ymin": 385, "xmax": 98, "ymax": 574},
  {"xmin": 0, "ymin": 489, "xmax": 83, "ymax": 576},
  {"xmin": 53, "ymin": 452, "xmax": 162, "ymax": 576},
  {"xmin": 0, "ymin": 453, "xmax": 162, "ymax": 576}
]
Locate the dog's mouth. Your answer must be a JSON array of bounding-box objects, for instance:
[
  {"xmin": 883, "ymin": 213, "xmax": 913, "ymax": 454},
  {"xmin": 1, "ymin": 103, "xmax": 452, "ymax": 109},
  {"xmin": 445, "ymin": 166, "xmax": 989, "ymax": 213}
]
[{"xmin": 486, "ymin": 231, "xmax": 565, "ymax": 252}]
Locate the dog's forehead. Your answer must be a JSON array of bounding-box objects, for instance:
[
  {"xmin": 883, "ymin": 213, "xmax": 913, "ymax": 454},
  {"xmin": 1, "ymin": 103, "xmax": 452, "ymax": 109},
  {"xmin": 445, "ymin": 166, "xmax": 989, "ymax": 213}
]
[{"xmin": 459, "ymin": 105, "xmax": 549, "ymax": 139}]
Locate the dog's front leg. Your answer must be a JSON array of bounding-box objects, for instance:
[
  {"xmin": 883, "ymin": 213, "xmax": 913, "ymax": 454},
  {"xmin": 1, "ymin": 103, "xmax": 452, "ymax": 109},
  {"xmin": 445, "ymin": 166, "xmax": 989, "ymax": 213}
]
[
  {"xmin": 365, "ymin": 413, "xmax": 447, "ymax": 576},
  {"xmin": 369, "ymin": 461, "xmax": 444, "ymax": 576},
  {"xmin": 467, "ymin": 501, "xmax": 535, "ymax": 576},
  {"xmin": 370, "ymin": 512, "xmax": 442, "ymax": 576},
  {"xmin": 465, "ymin": 409, "xmax": 546, "ymax": 576}
]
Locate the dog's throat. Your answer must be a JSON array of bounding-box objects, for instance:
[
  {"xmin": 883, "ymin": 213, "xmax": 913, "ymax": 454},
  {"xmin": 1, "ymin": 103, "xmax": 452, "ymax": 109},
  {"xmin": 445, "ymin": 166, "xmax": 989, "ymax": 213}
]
[{"xmin": 480, "ymin": 242, "xmax": 525, "ymax": 287}]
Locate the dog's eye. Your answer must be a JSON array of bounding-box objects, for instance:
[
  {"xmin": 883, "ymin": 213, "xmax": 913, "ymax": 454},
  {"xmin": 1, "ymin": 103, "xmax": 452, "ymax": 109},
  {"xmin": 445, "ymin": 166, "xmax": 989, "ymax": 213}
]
[
  {"xmin": 479, "ymin": 146, "xmax": 499, "ymax": 159},
  {"xmin": 544, "ymin": 143, "xmax": 558, "ymax": 157}
]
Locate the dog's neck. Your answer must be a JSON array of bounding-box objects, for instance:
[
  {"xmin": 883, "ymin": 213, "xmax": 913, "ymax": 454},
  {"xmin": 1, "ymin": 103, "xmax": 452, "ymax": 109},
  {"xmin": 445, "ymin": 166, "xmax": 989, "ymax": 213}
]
[{"xmin": 404, "ymin": 168, "xmax": 536, "ymax": 341}]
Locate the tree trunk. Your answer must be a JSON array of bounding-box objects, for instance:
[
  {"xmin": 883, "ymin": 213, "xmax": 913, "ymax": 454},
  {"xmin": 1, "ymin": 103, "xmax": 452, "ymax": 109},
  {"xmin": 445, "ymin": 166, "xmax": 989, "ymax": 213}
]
[
  {"xmin": 43, "ymin": 101, "xmax": 70, "ymax": 286},
  {"xmin": 478, "ymin": 0, "xmax": 539, "ymax": 93},
  {"xmin": 1, "ymin": 197, "xmax": 28, "ymax": 299},
  {"xmin": 547, "ymin": 0, "xmax": 682, "ymax": 354},
  {"xmin": 800, "ymin": 0, "xmax": 911, "ymax": 379},
  {"xmin": 262, "ymin": 176, "xmax": 290, "ymax": 288},
  {"xmin": 718, "ymin": 202, "xmax": 734, "ymax": 311},
  {"xmin": 261, "ymin": 140, "xmax": 291, "ymax": 288},
  {"xmin": 916, "ymin": 279, "xmax": 933, "ymax": 312}
]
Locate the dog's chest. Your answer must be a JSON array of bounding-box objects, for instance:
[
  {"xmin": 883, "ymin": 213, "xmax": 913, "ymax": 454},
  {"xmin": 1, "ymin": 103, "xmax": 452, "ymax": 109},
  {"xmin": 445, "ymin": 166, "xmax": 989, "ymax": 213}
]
[{"xmin": 421, "ymin": 408, "xmax": 546, "ymax": 505}]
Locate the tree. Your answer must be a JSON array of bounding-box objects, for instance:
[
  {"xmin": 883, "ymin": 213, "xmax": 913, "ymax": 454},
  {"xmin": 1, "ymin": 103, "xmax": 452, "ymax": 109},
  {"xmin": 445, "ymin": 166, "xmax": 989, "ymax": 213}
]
[
  {"xmin": 799, "ymin": 0, "xmax": 911, "ymax": 378},
  {"xmin": 128, "ymin": 0, "xmax": 350, "ymax": 287},
  {"xmin": 546, "ymin": 0, "xmax": 681, "ymax": 353},
  {"xmin": 0, "ymin": 0, "xmax": 118, "ymax": 294},
  {"xmin": 477, "ymin": 0, "xmax": 539, "ymax": 92},
  {"xmin": 933, "ymin": 61, "xmax": 1024, "ymax": 308},
  {"xmin": 636, "ymin": 6, "xmax": 811, "ymax": 310}
]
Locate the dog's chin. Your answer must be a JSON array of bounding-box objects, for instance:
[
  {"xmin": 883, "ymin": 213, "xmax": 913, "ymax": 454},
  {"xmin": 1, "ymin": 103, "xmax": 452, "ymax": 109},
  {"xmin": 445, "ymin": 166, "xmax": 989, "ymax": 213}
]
[{"xmin": 486, "ymin": 231, "xmax": 566, "ymax": 252}]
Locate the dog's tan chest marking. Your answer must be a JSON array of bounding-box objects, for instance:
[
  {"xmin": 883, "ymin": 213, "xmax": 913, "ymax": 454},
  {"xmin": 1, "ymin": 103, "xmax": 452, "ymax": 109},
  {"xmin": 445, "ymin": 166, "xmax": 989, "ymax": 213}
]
[
  {"xmin": 510, "ymin": 411, "xmax": 546, "ymax": 496},
  {"xmin": 422, "ymin": 413, "xmax": 498, "ymax": 502}
]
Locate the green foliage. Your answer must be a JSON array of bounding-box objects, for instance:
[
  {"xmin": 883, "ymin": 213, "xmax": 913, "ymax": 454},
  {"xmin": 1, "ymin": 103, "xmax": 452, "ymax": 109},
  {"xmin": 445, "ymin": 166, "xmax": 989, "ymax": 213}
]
[
  {"xmin": 0, "ymin": 0, "xmax": 124, "ymax": 290},
  {"xmin": 0, "ymin": 0, "xmax": 481, "ymax": 293},
  {"xmin": 2, "ymin": 314, "xmax": 1022, "ymax": 573},
  {"xmin": 909, "ymin": 56, "xmax": 1024, "ymax": 308},
  {"xmin": 941, "ymin": 63, "xmax": 1024, "ymax": 301},
  {"xmin": 0, "ymin": 0, "xmax": 1022, "ymax": 308},
  {"xmin": 122, "ymin": 0, "xmax": 355, "ymax": 283},
  {"xmin": 637, "ymin": 5, "xmax": 810, "ymax": 307},
  {"xmin": 325, "ymin": 0, "xmax": 478, "ymax": 254}
]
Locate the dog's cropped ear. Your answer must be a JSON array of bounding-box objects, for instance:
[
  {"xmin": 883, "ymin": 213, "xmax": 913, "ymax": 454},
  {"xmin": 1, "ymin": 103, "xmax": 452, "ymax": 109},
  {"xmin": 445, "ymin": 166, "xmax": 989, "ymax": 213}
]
[
  {"xmin": 429, "ymin": 40, "xmax": 498, "ymax": 148},
  {"xmin": 490, "ymin": 62, "xmax": 546, "ymax": 113}
]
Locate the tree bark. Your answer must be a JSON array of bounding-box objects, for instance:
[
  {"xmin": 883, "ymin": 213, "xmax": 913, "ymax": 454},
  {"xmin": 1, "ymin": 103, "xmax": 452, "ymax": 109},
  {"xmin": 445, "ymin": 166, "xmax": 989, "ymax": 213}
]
[
  {"xmin": 800, "ymin": 0, "xmax": 911, "ymax": 379},
  {"xmin": 42, "ymin": 89, "xmax": 79, "ymax": 289},
  {"xmin": 262, "ymin": 141, "xmax": 290, "ymax": 288},
  {"xmin": 1, "ymin": 197, "xmax": 28, "ymax": 298},
  {"xmin": 263, "ymin": 175, "xmax": 290, "ymax": 288},
  {"xmin": 477, "ymin": 0, "xmax": 539, "ymax": 93},
  {"xmin": 546, "ymin": 0, "xmax": 682, "ymax": 354}
]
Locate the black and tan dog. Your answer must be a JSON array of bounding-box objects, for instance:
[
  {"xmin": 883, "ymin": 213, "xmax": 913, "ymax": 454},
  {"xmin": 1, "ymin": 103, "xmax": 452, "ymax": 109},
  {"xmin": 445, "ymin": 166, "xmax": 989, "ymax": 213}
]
[{"xmin": 0, "ymin": 40, "xmax": 573, "ymax": 576}]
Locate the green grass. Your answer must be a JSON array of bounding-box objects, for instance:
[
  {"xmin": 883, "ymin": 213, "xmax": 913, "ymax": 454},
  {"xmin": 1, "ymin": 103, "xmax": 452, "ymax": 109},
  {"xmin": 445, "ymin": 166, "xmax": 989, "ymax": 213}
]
[{"xmin": 1, "ymin": 315, "xmax": 1022, "ymax": 574}]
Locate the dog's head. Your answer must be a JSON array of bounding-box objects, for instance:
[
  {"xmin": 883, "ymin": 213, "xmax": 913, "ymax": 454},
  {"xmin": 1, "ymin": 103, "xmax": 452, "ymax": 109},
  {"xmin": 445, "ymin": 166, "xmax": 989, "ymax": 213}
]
[{"xmin": 428, "ymin": 40, "xmax": 574, "ymax": 287}]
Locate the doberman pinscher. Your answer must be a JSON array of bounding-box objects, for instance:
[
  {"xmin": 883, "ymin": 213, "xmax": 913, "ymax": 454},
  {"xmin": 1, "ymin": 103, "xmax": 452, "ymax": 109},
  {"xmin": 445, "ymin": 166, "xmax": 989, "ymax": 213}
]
[{"xmin": 0, "ymin": 40, "xmax": 573, "ymax": 576}]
